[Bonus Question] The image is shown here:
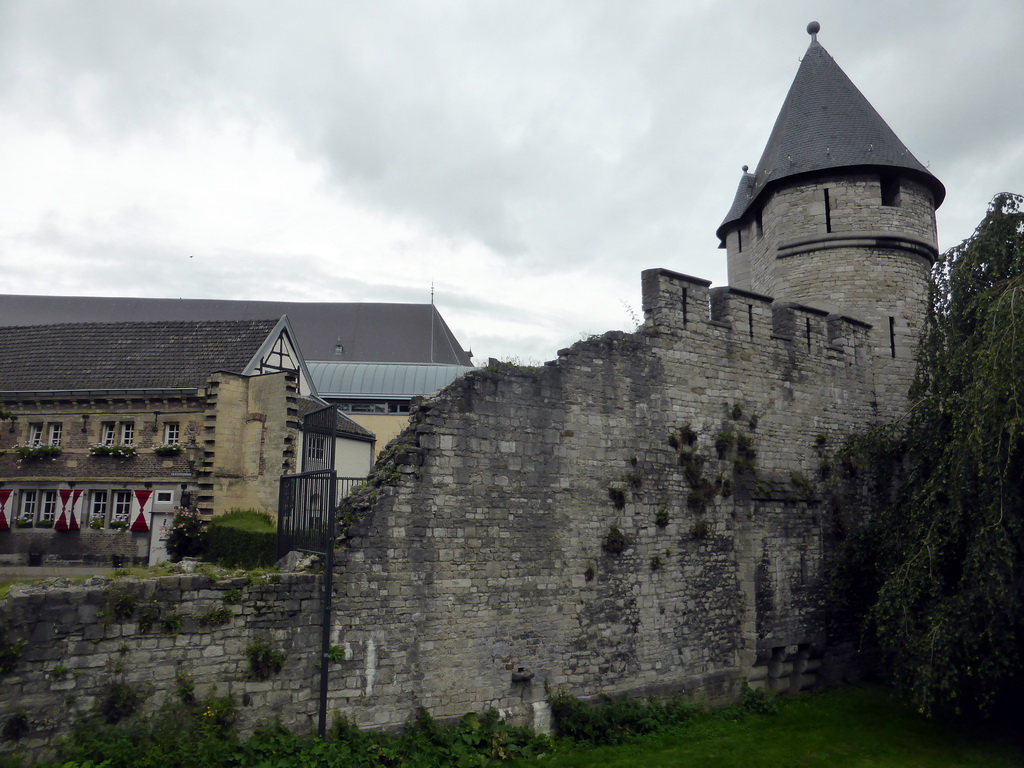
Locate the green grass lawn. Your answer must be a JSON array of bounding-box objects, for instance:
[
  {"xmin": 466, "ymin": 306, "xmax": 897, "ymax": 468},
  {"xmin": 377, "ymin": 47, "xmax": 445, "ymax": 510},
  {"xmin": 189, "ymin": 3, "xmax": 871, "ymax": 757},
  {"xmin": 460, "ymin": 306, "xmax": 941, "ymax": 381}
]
[{"xmin": 510, "ymin": 685, "xmax": 1024, "ymax": 768}]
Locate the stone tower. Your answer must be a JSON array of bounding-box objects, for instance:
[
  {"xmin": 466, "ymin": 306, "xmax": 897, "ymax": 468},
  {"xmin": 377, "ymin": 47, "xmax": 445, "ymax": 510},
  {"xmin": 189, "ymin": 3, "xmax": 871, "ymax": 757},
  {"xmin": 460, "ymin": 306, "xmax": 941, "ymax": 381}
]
[{"xmin": 716, "ymin": 22, "xmax": 945, "ymax": 417}]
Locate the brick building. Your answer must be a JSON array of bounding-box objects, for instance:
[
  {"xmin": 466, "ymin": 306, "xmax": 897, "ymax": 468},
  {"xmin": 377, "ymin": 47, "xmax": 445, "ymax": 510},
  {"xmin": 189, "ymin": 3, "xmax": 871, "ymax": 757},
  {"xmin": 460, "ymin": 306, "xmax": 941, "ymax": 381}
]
[{"xmin": 0, "ymin": 316, "xmax": 373, "ymax": 566}]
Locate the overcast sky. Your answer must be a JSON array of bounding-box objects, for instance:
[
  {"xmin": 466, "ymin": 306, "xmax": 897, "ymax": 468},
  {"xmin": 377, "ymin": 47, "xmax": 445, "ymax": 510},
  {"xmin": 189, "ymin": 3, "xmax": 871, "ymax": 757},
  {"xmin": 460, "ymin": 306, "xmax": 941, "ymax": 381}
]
[{"xmin": 1, "ymin": 1, "xmax": 1021, "ymax": 364}]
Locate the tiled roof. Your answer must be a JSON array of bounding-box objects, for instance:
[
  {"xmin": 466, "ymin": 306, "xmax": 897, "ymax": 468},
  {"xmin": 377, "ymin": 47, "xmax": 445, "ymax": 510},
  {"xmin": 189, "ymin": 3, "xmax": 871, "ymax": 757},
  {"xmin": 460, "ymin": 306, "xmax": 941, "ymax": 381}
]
[
  {"xmin": 0, "ymin": 297, "xmax": 473, "ymax": 366},
  {"xmin": 0, "ymin": 319, "xmax": 279, "ymax": 392},
  {"xmin": 718, "ymin": 31, "xmax": 945, "ymax": 239}
]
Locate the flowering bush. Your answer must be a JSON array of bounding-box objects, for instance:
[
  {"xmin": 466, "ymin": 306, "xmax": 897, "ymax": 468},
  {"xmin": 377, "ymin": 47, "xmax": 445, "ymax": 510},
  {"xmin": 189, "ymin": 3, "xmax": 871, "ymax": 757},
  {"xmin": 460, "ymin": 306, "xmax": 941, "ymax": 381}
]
[
  {"xmin": 15, "ymin": 444, "xmax": 62, "ymax": 461},
  {"xmin": 153, "ymin": 443, "xmax": 183, "ymax": 457},
  {"xmin": 165, "ymin": 506, "xmax": 208, "ymax": 561},
  {"xmin": 90, "ymin": 444, "xmax": 137, "ymax": 458}
]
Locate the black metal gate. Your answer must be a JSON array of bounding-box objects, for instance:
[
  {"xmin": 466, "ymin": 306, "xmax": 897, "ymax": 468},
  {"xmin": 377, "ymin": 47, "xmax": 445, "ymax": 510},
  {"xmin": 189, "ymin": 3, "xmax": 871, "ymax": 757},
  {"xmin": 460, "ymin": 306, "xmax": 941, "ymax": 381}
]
[
  {"xmin": 277, "ymin": 403, "xmax": 340, "ymax": 739},
  {"xmin": 301, "ymin": 402, "xmax": 338, "ymax": 473},
  {"xmin": 277, "ymin": 469, "xmax": 337, "ymax": 560}
]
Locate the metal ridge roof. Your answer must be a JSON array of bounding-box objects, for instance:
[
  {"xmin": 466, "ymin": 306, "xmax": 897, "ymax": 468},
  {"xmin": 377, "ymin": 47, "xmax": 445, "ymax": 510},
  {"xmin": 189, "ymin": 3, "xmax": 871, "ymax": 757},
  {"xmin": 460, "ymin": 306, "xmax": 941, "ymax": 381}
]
[{"xmin": 308, "ymin": 361, "xmax": 475, "ymax": 399}]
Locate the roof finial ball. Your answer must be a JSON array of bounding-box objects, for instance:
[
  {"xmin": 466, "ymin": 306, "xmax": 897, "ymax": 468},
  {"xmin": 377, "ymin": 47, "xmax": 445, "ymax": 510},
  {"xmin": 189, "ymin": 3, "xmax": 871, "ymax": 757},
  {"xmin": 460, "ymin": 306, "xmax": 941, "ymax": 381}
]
[{"xmin": 807, "ymin": 21, "xmax": 820, "ymax": 42}]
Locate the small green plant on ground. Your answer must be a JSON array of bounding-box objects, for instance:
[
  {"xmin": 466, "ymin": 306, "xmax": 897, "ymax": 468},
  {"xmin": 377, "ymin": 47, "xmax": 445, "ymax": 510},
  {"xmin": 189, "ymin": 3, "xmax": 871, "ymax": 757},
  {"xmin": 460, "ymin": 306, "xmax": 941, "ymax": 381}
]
[
  {"xmin": 38, "ymin": 684, "xmax": 1024, "ymax": 768},
  {"xmin": 246, "ymin": 636, "xmax": 285, "ymax": 679}
]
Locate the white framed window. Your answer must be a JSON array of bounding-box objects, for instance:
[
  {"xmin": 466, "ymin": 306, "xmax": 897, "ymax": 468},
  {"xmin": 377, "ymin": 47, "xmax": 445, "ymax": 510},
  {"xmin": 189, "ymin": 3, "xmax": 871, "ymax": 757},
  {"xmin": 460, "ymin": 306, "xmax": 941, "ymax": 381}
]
[
  {"xmin": 28, "ymin": 423, "xmax": 43, "ymax": 446},
  {"xmin": 47, "ymin": 422, "xmax": 62, "ymax": 446},
  {"xmin": 39, "ymin": 491, "xmax": 57, "ymax": 522},
  {"xmin": 112, "ymin": 490, "xmax": 132, "ymax": 522},
  {"xmin": 20, "ymin": 491, "xmax": 37, "ymax": 522},
  {"xmin": 90, "ymin": 491, "xmax": 108, "ymax": 523},
  {"xmin": 156, "ymin": 491, "xmax": 173, "ymax": 504},
  {"xmin": 163, "ymin": 422, "xmax": 180, "ymax": 445},
  {"xmin": 101, "ymin": 422, "xmax": 116, "ymax": 445},
  {"xmin": 120, "ymin": 422, "xmax": 135, "ymax": 446}
]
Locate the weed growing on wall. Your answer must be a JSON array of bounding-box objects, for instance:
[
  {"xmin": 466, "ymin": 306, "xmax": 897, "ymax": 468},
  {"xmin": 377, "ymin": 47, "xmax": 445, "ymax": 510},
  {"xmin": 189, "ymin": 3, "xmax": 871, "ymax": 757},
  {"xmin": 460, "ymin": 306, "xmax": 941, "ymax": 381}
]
[
  {"xmin": 1, "ymin": 710, "xmax": 29, "ymax": 742},
  {"xmin": 197, "ymin": 607, "xmax": 232, "ymax": 626},
  {"xmin": 160, "ymin": 611, "xmax": 183, "ymax": 635},
  {"xmin": 602, "ymin": 525, "xmax": 632, "ymax": 555},
  {"xmin": 245, "ymin": 636, "xmax": 285, "ymax": 679},
  {"xmin": 0, "ymin": 636, "xmax": 27, "ymax": 676},
  {"xmin": 97, "ymin": 681, "xmax": 141, "ymax": 724}
]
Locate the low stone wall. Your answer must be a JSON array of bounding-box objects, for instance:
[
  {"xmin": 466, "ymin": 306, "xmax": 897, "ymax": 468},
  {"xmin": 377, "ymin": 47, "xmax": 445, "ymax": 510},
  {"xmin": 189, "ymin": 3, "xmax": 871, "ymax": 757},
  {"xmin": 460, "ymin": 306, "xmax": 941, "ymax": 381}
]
[
  {"xmin": 0, "ymin": 572, "xmax": 325, "ymax": 762},
  {"xmin": 0, "ymin": 529, "xmax": 148, "ymax": 568}
]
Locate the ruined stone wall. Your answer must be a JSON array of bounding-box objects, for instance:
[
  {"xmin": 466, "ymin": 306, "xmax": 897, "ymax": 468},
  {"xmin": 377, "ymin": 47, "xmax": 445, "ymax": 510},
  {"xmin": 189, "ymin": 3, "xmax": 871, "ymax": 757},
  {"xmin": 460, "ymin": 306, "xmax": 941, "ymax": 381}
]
[
  {"xmin": 1, "ymin": 269, "xmax": 888, "ymax": 760},
  {"xmin": 0, "ymin": 572, "xmax": 324, "ymax": 763},
  {"xmin": 327, "ymin": 268, "xmax": 878, "ymax": 731}
]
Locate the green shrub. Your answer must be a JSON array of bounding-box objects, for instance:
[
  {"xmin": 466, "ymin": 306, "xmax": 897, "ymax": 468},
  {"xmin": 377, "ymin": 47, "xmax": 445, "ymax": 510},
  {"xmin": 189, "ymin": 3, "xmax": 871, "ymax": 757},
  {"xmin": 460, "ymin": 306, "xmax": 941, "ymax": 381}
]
[
  {"xmin": 205, "ymin": 509, "xmax": 276, "ymax": 569},
  {"xmin": 548, "ymin": 689, "xmax": 702, "ymax": 745},
  {"xmin": 165, "ymin": 506, "xmax": 207, "ymax": 561}
]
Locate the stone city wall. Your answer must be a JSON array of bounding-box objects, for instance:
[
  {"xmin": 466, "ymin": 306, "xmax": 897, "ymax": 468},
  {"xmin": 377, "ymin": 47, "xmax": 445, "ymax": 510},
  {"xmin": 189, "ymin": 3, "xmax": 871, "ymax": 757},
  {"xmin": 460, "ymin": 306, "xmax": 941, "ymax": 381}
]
[
  {"xmin": 1, "ymin": 268, "xmax": 885, "ymax": 761},
  {"xmin": 0, "ymin": 572, "xmax": 326, "ymax": 762}
]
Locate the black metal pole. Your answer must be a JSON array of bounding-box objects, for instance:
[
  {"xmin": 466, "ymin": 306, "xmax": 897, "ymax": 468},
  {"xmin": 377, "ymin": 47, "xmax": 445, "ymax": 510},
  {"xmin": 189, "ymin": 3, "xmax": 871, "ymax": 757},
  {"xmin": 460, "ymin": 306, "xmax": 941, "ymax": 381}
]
[{"xmin": 317, "ymin": 413, "xmax": 338, "ymax": 738}]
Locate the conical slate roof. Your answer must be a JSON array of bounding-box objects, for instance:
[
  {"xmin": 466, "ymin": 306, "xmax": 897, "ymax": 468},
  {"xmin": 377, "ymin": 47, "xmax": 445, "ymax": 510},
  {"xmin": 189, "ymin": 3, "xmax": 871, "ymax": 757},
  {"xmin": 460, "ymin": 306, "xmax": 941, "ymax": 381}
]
[{"xmin": 718, "ymin": 23, "xmax": 945, "ymax": 241}]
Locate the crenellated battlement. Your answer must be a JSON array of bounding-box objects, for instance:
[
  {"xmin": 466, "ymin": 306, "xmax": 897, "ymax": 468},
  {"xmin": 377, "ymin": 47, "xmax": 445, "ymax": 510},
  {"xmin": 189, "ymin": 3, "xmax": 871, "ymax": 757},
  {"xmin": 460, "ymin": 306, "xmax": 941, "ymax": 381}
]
[{"xmin": 640, "ymin": 267, "xmax": 871, "ymax": 367}]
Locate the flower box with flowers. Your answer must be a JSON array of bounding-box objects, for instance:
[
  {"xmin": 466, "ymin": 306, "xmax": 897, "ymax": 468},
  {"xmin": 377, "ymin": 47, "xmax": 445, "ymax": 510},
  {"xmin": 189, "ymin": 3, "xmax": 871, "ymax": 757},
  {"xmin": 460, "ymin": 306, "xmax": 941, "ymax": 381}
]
[
  {"xmin": 90, "ymin": 444, "xmax": 137, "ymax": 459},
  {"xmin": 15, "ymin": 444, "xmax": 62, "ymax": 461},
  {"xmin": 153, "ymin": 443, "xmax": 184, "ymax": 457}
]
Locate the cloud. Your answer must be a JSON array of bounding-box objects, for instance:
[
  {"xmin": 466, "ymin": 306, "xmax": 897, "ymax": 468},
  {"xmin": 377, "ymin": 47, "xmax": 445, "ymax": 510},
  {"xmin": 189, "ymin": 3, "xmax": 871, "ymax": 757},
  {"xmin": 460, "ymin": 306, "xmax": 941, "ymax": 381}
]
[{"xmin": 1, "ymin": 1, "xmax": 1022, "ymax": 362}]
